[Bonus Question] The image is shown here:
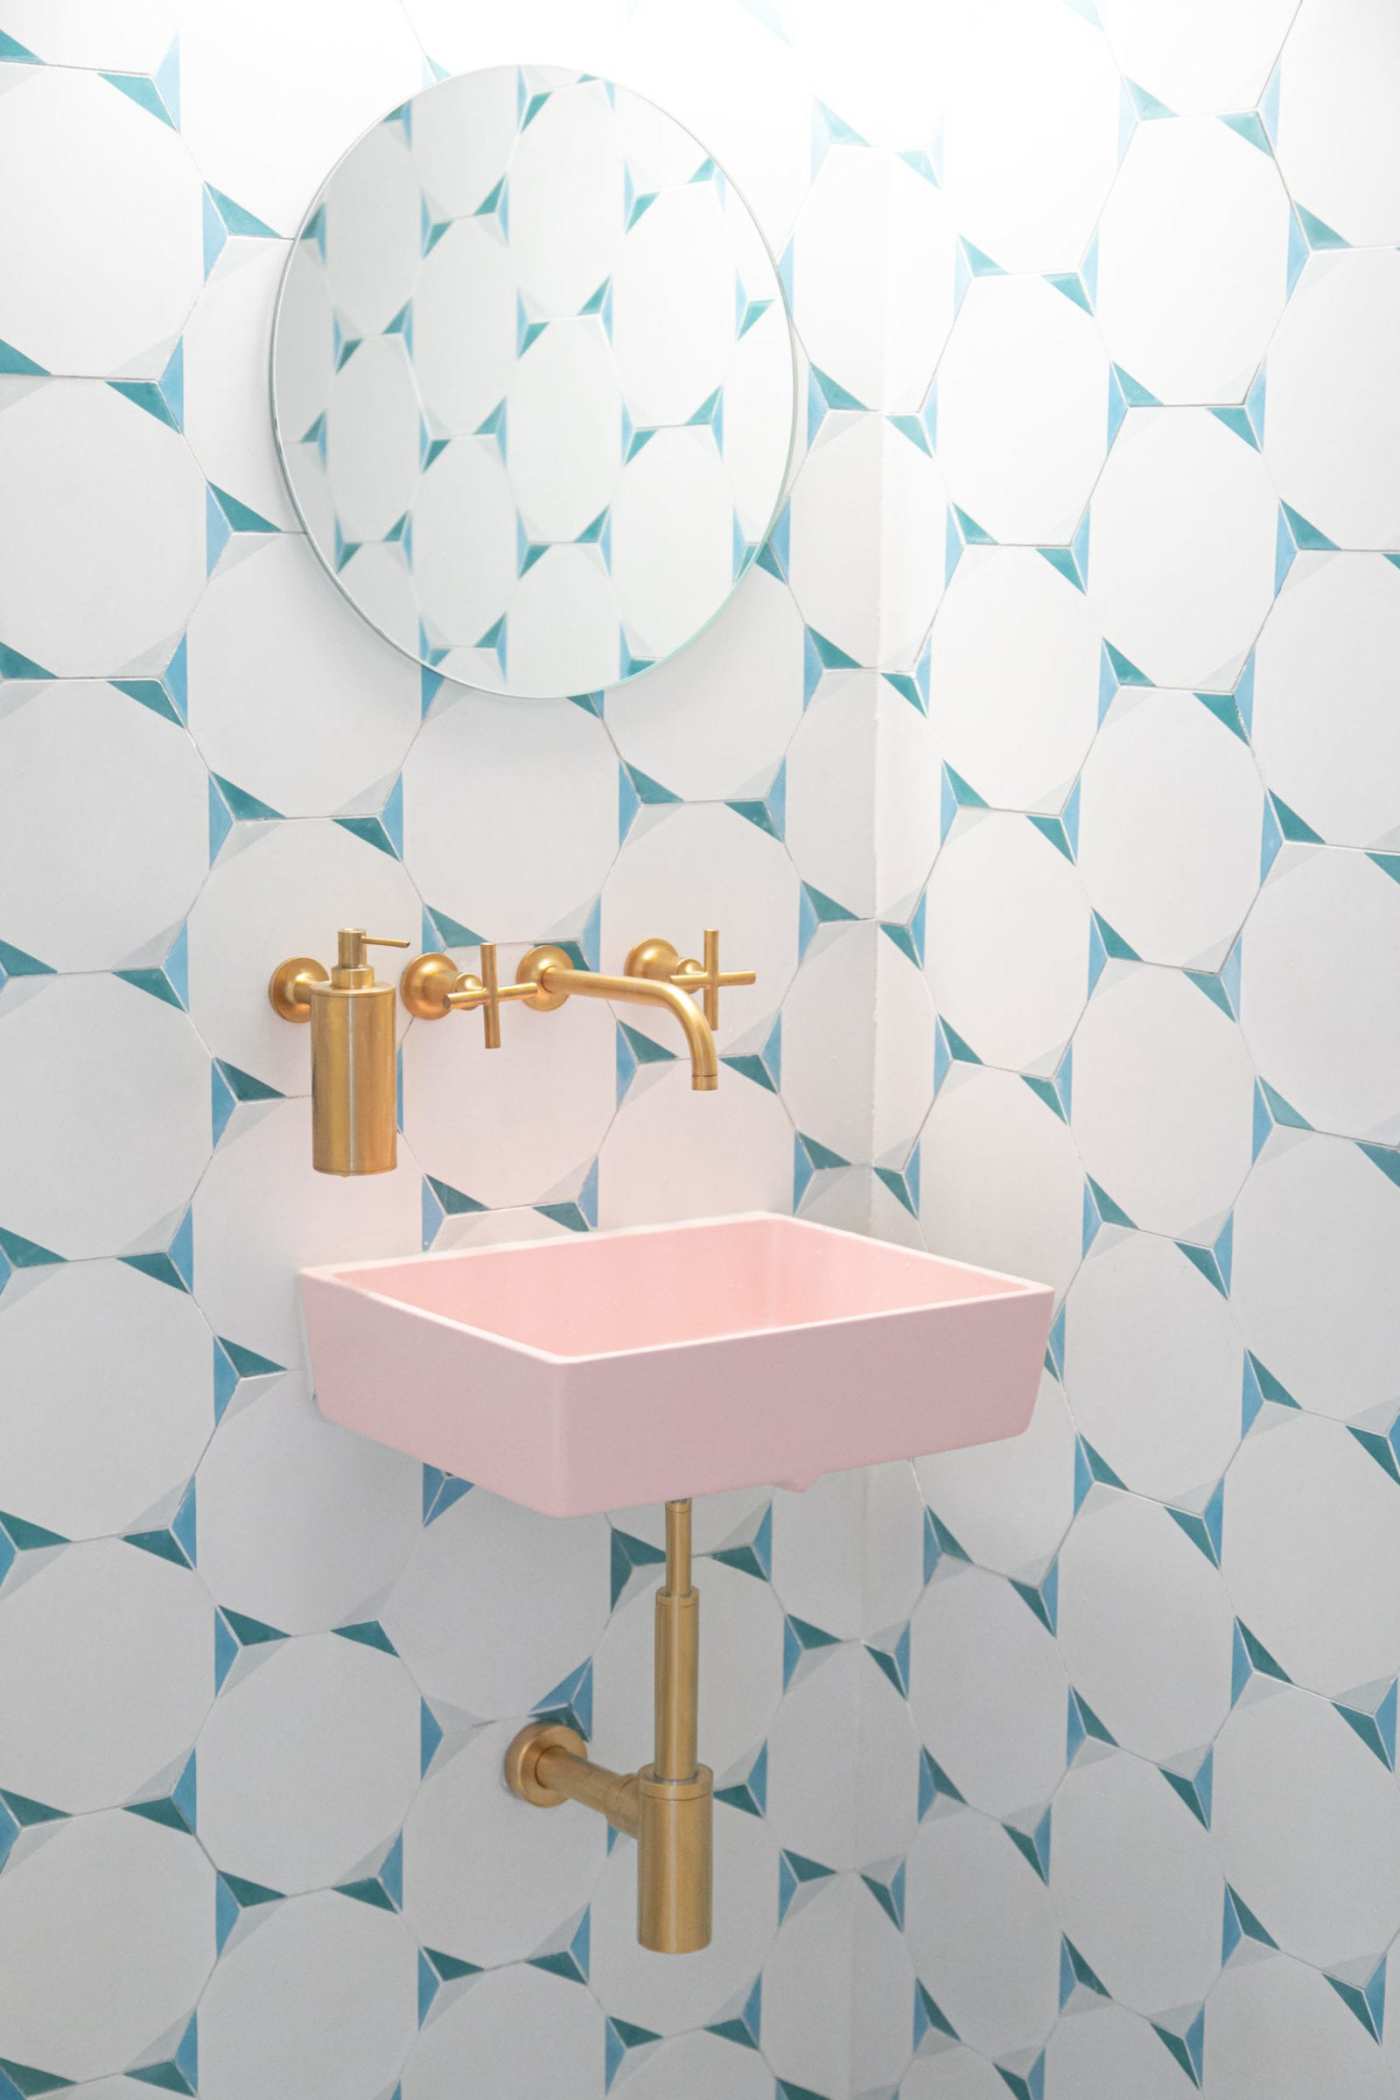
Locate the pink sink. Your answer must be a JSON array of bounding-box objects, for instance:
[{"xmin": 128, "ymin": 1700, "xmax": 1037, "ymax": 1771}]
[{"xmin": 302, "ymin": 1214, "xmax": 1053, "ymax": 1515}]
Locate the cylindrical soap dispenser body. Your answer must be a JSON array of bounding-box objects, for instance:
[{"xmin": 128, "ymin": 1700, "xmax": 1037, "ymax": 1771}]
[{"xmin": 309, "ymin": 934, "xmax": 398, "ymax": 1175}]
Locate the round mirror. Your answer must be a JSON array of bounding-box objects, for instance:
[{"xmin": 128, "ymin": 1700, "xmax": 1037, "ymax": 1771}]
[{"xmin": 271, "ymin": 65, "xmax": 796, "ymax": 700}]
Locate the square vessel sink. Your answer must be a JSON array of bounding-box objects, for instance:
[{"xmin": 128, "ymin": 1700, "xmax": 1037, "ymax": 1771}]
[{"xmin": 302, "ymin": 1215, "xmax": 1053, "ymax": 1516}]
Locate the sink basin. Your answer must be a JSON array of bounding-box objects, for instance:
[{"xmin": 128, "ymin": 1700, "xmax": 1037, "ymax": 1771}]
[{"xmin": 302, "ymin": 1214, "xmax": 1053, "ymax": 1515}]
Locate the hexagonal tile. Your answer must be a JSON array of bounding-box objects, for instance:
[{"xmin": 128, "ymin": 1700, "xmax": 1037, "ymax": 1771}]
[
  {"xmin": 1045, "ymin": 2001, "xmax": 1194, "ymax": 2100},
  {"xmin": 1090, "ymin": 406, "xmax": 1276, "ymax": 691},
  {"xmin": 199, "ymin": 1888, "xmax": 417, "ymax": 2100},
  {"xmin": 789, "ymin": 413, "xmax": 945, "ymax": 667},
  {"xmin": 926, "ymin": 814, "xmax": 1090, "ymax": 1070},
  {"xmin": 1072, "ymin": 965, "xmax": 1255, "ymax": 1238},
  {"xmin": 1066, "ymin": 1229, "xmax": 1242, "ymax": 1504},
  {"xmin": 1242, "ymin": 848, "xmax": 1400, "ymax": 1143},
  {"xmin": 937, "ymin": 275, "xmax": 1108, "ymax": 546},
  {"xmin": 1215, "ymin": 1683, "xmax": 1400, "ymax": 1967},
  {"xmin": 0, "ymin": 1261, "xmax": 211, "ymax": 1538},
  {"xmin": 0, "ymin": 65, "xmax": 202, "ymax": 376},
  {"xmin": 916, "ymin": 1373, "xmax": 1077, "ymax": 1579},
  {"xmin": 939, "ymin": 0, "xmax": 1121, "ymax": 274},
  {"xmin": 1274, "ymin": 0, "xmax": 1400, "ymax": 248},
  {"xmin": 199, "ymin": 1631, "xmax": 419, "ymax": 1890},
  {"xmin": 1099, "ymin": 0, "xmax": 1297, "ymax": 113},
  {"xmin": 1097, "ymin": 116, "xmax": 1290, "ymax": 406},
  {"xmin": 0, "ymin": 681, "xmax": 206, "ymax": 973},
  {"xmin": 1053, "ymin": 1749, "xmax": 1222, "ymax": 2013},
  {"xmin": 0, "ymin": 380, "xmax": 205, "ymax": 676},
  {"xmin": 766, "ymin": 1643, "xmax": 919, "ymax": 1874},
  {"xmin": 197, "ymin": 1377, "xmax": 421, "ymax": 1636},
  {"xmin": 323, "ymin": 337, "xmax": 423, "ymax": 546},
  {"xmin": 919, "ymin": 1067, "xmax": 1085, "ymax": 1302},
  {"xmin": 1058, "ymin": 1492, "xmax": 1234, "ymax": 1760},
  {"xmin": 910, "ymin": 1567, "xmax": 1067, "ymax": 1819},
  {"xmin": 0, "ymin": 1538, "xmax": 211, "ymax": 1812},
  {"xmin": 930, "ymin": 548, "xmax": 1102, "ymax": 814},
  {"xmin": 766, "ymin": 1876, "xmax": 912, "ymax": 2096},
  {"xmin": 1234, "ymin": 1130, "xmax": 1400, "ymax": 1422},
  {"xmin": 381, "ymin": 1487, "xmax": 608, "ymax": 1717},
  {"xmin": 0, "ymin": 1811, "xmax": 213, "ymax": 2083},
  {"xmin": 1267, "ymin": 247, "xmax": 1400, "ymax": 554},
  {"xmin": 1253, "ymin": 554, "xmax": 1400, "ymax": 848},
  {"xmin": 0, "ymin": 974, "xmax": 209, "ymax": 1259},
  {"xmin": 905, "ymin": 1802, "xmax": 1060, "ymax": 2058},
  {"xmin": 1078, "ymin": 687, "xmax": 1263, "ymax": 968},
  {"xmin": 1225, "ymin": 1409, "xmax": 1400, "ymax": 1696},
  {"xmin": 1210, "ymin": 1956, "xmax": 1396, "ymax": 2100}
]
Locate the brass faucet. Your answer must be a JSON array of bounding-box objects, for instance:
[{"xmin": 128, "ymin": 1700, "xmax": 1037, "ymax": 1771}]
[
  {"xmin": 400, "ymin": 931, "xmax": 754, "ymax": 1091},
  {"xmin": 506, "ymin": 1500, "xmax": 712, "ymax": 1954},
  {"xmin": 268, "ymin": 928, "xmax": 409, "ymax": 1173}
]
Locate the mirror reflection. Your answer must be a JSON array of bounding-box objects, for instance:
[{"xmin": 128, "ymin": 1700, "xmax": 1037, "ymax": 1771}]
[{"xmin": 272, "ymin": 65, "xmax": 796, "ymax": 699}]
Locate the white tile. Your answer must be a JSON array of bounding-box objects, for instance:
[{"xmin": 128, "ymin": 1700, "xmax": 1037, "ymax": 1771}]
[
  {"xmin": 904, "ymin": 2050, "xmax": 1020, "ymax": 2100},
  {"xmin": 0, "ymin": 0, "xmax": 180, "ymax": 69},
  {"xmin": 403, "ymin": 1960, "xmax": 604, "ymax": 2100},
  {"xmin": 786, "ymin": 670, "xmax": 880, "ymax": 916},
  {"xmin": 789, "ymin": 145, "xmax": 896, "ymax": 410},
  {"xmin": 905, "ymin": 1803, "xmax": 1060, "ymax": 2058},
  {"xmin": 381, "ymin": 1488, "xmax": 609, "ymax": 1717},
  {"xmin": 1225, "ymin": 1411, "xmax": 1400, "ymax": 1697},
  {"xmin": 781, "ymin": 922, "xmax": 878, "ymax": 1163},
  {"xmin": 192, "ymin": 1098, "xmax": 421, "ymax": 1364},
  {"xmin": 930, "ymin": 547, "xmax": 1101, "ymax": 813},
  {"xmin": 0, "ymin": 974, "xmax": 209, "ymax": 1259},
  {"xmin": 610, "ymin": 2032, "xmax": 771, "ymax": 2100},
  {"xmin": 0, "ymin": 681, "xmax": 206, "ymax": 973},
  {"xmin": 919, "ymin": 1067, "xmax": 1084, "ymax": 1302},
  {"xmin": 939, "ymin": 0, "xmax": 1121, "ymax": 274},
  {"xmin": 321, "ymin": 117, "xmax": 420, "ymax": 340},
  {"xmin": 1242, "ymin": 848, "xmax": 1400, "ymax": 1142},
  {"xmin": 1058, "ymin": 1493, "xmax": 1234, "ymax": 1761},
  {"xmin": 0, "ymin": 1811, "xmax": 213, "ymax": 2082},
  {"xmin": 1097, "ymin": 117, "xmax": 1290, "ymax": 406},
  {"xmin": 1072, "ymin": 964, "xmax": 1255, "ymax": 1238},
  {"xmin": 404, "ymin": 694, "xmax": 617, "ymax": 942},
  {"xmin": 766, "ymin": 1644, "xmax": 919, "ymax": 1873},
  {"xmin": 771, "ymin": 1464, "xmax": 922, "ymax": 1642},
  {"xmin": 926, "ymin": 814, "xmax": 1090, "ymax": 1071},
  {"xmin": 186, "ymin": 535, "xmax": 419, "ymax": 816},
  {"xmin": 1233, "ymin": 1130, "xmax": 1400, "ymax": 1422},
  {"xmin": 937, "ymin": 275, "xmax": 1108, "ymax": 547},
  {"xmin": 789, "ymin": 414, "xmax": 944, "ymax": 667},
  {"xmin": 0, "ymin": 381, "xmax": 205, "ymax": 677},
  {"xmin": 602, "ymin": 1059, "xmax": 795, "ymax": 1228},
  {"xmin": 1078, "ymin": 686, "xmax": 1263, "ymax": 968},
  {"xmin": 324, "ymin": 336, "xmax": 423, "ymax": 545},
  {"xmin": 910, "ymin": 1568, "xmax": 1067, "ymax": 1820},
  {"xmin": 766, "ymin": 1876, "xmax": 911, "ymax": 2098},
  {"xmin": 915, "ymin": 1373, "xmax": 1077, "ymax": 1579},
  {"xmin": 1099, "ymin": 0, "xmax": 1297, "ymax": 114},
  {"xmin": 0, "ymin": 1261, "xmax": 211, "ymax": 1538},
  {"xmin": 873, "ymin": 678, "xmax": 940, "ymax": 918},
  {"xmin": 0, "ymin": 1538, "xmax": 211, "ymax": 1812},
  {"xmin": 607, "ymin": 562, "xmax": 804, "ymax": 804},
  {"xmin": 1090, "ymin": 407, "xmax": 1276, "ymax": 692},
  {"xmin": 1044, "ymin": 2003, "xmax": 1192, "ymax": 2100},
  {"xmin": 1052, "ymin": 1750, "xmax": 1221, "ymax": 2012},
  {"xmin": 199, "ymin": 1631, "xmax": 419, "ymax": 1889},
  {"xmin": 0, "ymin": 66, "xmax": 201, "ymax": 376},
  {"xmin": 1275, "ymin": 0, "xmax": 1400, "ymax": 248},
  {"xmin": 199, "ymin": 1889, "xmax": 417, "ymax": 2100},
  {"xmin": 1066, "ymin": 1230, "xmax": 1242, "ymax": 1503},
  {"xmin": 179, "ymin": 0, "xmax": 426, "ymax": 238},
  {"xmin": 1265, "ymin": 250, "xmax": 1400, "ymax": 551},
  {"xmin": 1214, "ymin": 1684, "xmax": 1400, "ymax": 1967},
  {"xmin": 1253, "ymin": 554, "xmax": 1400, "ymax": 849},
  {"xmin": 403, "ymin": 1719, "xmax": 604, "ymax": 1966},
  {"xmin": 1211, "ymin": 1956, "xmax": 1396, "ymax": 2100},
  {"xmin": 198, "ymin": 1378, "xmax": 421, "ymax": 1636}
]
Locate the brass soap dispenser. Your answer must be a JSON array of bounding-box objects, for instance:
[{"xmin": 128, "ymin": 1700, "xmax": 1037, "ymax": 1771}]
[{"xmin": 268, "ymin": 928, "xmax": 409, "ymax": 1174}]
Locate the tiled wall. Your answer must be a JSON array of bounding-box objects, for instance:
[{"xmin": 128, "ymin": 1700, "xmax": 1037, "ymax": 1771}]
[{"xmin": 1, "ymin": 2, "xmax": 1398, "ymax": 2098}]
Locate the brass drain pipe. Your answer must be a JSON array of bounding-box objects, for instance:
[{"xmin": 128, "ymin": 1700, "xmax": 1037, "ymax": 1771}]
[{"xmin": 505, "ymin": 1499, "xmax": 713, "ymax": 1953}]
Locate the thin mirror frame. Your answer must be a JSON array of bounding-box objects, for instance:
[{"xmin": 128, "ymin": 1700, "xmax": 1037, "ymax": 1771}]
[{"xmin": 268, "ymin": 66, "xmax": 799, "ymax": 701}]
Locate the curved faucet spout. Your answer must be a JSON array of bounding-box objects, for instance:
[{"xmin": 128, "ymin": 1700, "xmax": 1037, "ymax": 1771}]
[{"xmin": 534, "ymin": 963, "xmax": 719, "ymax": 1090}]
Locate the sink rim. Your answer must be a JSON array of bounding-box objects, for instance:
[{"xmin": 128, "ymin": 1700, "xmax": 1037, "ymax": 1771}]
[{"xmin": 303, "ymin": 1210, "xmax": 1052, "ymax": 1369}]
